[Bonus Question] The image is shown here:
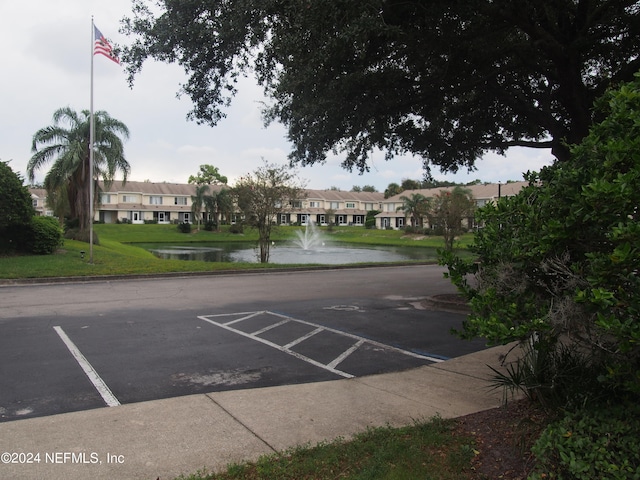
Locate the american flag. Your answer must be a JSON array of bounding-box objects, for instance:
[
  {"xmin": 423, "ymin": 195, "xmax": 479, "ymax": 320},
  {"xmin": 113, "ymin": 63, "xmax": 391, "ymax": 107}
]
[{"xmin": 94, "ymin": 26, "xmax": 119, "ymax": 65}]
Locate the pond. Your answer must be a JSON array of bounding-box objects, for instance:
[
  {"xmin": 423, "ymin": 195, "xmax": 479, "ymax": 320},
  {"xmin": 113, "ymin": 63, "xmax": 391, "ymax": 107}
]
[{"xmin": 140, "ymin": 241, "xmax": 438, "ymax": 265}]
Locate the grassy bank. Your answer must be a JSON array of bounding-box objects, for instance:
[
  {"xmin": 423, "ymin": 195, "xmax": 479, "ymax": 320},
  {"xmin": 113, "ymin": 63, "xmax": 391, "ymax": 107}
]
[{"xmin": 0, "ymin": 224, "xmax": 471, "ymax": 280}]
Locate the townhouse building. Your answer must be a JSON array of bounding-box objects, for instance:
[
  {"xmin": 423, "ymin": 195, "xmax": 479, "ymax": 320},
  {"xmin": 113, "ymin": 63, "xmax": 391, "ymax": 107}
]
[
  {"xmin": 30, "ymin": 188, "xmax": 53, "ymax": 217},
  {"xmin": 281, "ymin": 189, "xmax": 384, "ymax": 226},
  {"xmin": 30, "ymin": 180, "xmax": 527, "ymax": 229},
  {"xmin": 375, "ymin": 181, "xmax": 528, "ymax": 230},
  {"xmin": 30, "ymin": 181, "xmax": 385, "ymax": 226},
  {"xmin": 97, "ymin": 181, "xmax": 229, "ymax": 224}
]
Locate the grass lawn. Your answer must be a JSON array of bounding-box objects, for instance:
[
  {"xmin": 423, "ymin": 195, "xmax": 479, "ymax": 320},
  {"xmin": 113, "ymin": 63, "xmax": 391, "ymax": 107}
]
[
  {"xmin": 0, "ymin": 224, "xmax": 473, "ymax": 280},
  {"xmin": 177, "ymin": 417, "xmax": 476, "ymax": 480}
]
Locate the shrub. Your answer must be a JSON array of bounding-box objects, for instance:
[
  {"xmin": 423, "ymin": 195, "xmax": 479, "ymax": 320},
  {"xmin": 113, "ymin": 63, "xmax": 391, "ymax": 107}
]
[
  {"xmin": 177, "ymin": 222, "xmax": 191, "ymax": 233},
  {"xmin": 64, "ymin": 227, "xmax": 99, "ymax": 245},
  {"xmin": 403, "ymin": 225, "xmax": 423, "ymax": 234},
  {"xmin": 64, "ymin": 217, "xmax": 80, "ymax": 231},
  {"xmin": 531, "ymin": 402, "xmax": 640, "ymax": 479},
  {"xmin": 229, "ymin": 223, "xmax": 244, "ymax": 234},
  {"xmin": 365, "ymin": 210, "xmax": 380, "ymax": 229},
  {"xmin": 0, "ymin": 161, "xmax": 34, "ymax": 254},
  {"xmin": 26, "ymin": 216, "xmax": 63, "ymax": 254},
  {"xmin": 442, "ymin": 72, "xmax": 640, "ymax": 403},
  {"xmin": 204, "ymin": 220, "xmax": 216, "ymax": 231}
]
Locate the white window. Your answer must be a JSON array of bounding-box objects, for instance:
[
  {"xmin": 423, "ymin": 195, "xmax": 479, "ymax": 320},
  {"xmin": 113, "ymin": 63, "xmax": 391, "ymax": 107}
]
[
  {"xmin": 149, "ymin": 196, "xmax": 162, "ymax": 205},
  {"xmin": 174, "ymin": 197, "xmax": 187, "ymax": 205},
  {"xmin": 310, "ymin": 201, "xmax": 320, "ymax": 208},
  {"xmin": 330, "ymin": 201, "xmax": 340, "ymax": 209},
  {"xmin": 101, "ymin": 194, "xmax": 112, "ymax": 203},
  {"xmin": 346, "ymin": 202, "xmax": 355, "ymax": 209},
  {"xmin": 32, "ymin": 199, "xmax": 38, "ymax": 207},
  {"xmin": 123, "ymin": 195, "xmax": 138, "ymax": 203}
]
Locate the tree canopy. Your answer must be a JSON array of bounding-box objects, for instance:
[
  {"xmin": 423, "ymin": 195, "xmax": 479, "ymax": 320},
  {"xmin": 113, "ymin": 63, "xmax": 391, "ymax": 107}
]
[
  {"xmin": 28, "ymin": 107, "xmax": 130, "ymax": 237},
  {"xmin": 233, "ymin": 161, "xmax": 305, "ymax": 263},
  {"xmin": 188, "ymin": 164, "xmax": 228, "ymax": 185},
  {"xmin": 121, "ymin": 0, "xmax": 640, "ymax": 175}
]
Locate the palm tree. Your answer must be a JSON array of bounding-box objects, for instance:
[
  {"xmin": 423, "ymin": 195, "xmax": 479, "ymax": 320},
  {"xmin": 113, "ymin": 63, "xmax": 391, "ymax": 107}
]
[
  {"xmin": 28, "ymin": 107, "xmax": 130, "ymax": 237},
  {"xmin": 397, "ymin": 193, "xmax": 429, "ymax": 228},
  {"xmin": 203, "ymin": 188, "xmax": 232, "ymax": 231},
  {"xmin": 191, "ymin": 184, "xmax": 209, "ymax": 229}
]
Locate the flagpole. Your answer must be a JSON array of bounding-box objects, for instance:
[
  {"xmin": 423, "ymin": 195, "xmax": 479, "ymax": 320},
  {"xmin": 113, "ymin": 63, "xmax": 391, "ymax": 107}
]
[{"xmin": 89, "ymin": 16, "xmax": 95, "ymax": 264}]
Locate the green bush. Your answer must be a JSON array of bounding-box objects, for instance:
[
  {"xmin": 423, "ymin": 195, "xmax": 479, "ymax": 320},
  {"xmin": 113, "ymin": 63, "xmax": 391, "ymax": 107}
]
[
  {"xmin": 442, "ymin": 72, "xmax": 640, "ymax": 403},
  {"xmin": 27, "ymin": 216, "xmax": 63, "ymax": 254},
  {"xmin": 177, "ymin": 222, "xmax": 191, "ymax": 233},
  {"xmin": 403, "ymin": 225, "xmax": 422, "ymax": 234},
  {"xmin": 365, "ymin": 210, "xmax": 380, "ymax": 229},
  {"xmin": 531, "ymin": 402, "xmax": 640, "ymax": 479},
  {"xmin": 0, "ymin": 161, "xmax": 35, "ymax": 254},
  {"xmin": 229, "ymin": 223, "xmax": 244, "ymax": 234},
  {"xmin": 204, "ymin": 220, "xmax": 216, "ymax": 231}
]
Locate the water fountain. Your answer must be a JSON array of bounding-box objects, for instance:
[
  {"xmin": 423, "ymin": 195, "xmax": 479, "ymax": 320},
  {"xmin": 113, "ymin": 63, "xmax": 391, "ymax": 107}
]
[
  {"xmin": 147, "ymin": 220, "xmax": 436, "ymax": 264},
  {"xmin": 292, "ymin": 220, "xmax": 325, "ymax": 250}
]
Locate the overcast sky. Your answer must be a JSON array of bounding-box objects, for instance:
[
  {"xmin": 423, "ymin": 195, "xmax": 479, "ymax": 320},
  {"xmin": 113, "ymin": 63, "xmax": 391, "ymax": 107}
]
[{"xmin": 1, "ymin": 0, "xmax": 555, "ymax": 192}]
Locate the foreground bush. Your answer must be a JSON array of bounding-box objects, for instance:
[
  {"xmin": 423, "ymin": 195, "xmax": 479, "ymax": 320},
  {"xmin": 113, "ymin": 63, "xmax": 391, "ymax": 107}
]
[
  {"xmin": 531, "ymin": 402, "xmax": 640, "ymax": 479},
  {"xmin": 443, "ymin": 73, "xmax": 640, "ymax": 408}
]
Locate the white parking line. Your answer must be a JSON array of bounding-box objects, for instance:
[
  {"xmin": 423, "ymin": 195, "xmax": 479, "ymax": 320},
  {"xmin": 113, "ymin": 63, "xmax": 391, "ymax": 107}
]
[
  {"xmin": 199, "ymin": 314, "xmax": 355, "ymax": 378},
  {"xmin": 251, "ymin": 319, "xmax": 290, "ymax": 336},
  {"xmin": 267, "ymin": 311, "xmax": 444, "ymax": 363},
  {"xmin": 199, "ymin": 311, "xmax": 444, "ymax": 379},
  {"xmin": 327, "ymin": 339, "xmax": 365, "ymax": 370},
  {"xmin": 284, "ymin": 327, "xmax": 324, "ymax": 349},
  {"xmin": 53, "ymin": 326, "xmax": 120, "ymax": 407}
]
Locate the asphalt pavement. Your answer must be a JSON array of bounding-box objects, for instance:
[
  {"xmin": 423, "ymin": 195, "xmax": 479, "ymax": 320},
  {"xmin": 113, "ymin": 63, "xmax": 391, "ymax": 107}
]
[
  {"xmin": 0, "ymin": 267, "xmax": 511, "ymax": 479},
  {"xmin": 0, "ymin": 342, "xmax": 515, "ymax": 480}
]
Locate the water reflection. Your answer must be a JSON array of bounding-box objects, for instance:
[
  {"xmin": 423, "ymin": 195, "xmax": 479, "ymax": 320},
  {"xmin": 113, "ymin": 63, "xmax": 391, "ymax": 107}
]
[{"xmin": 145, "ymin": 242, "xmax": 436, "ymax": 265}]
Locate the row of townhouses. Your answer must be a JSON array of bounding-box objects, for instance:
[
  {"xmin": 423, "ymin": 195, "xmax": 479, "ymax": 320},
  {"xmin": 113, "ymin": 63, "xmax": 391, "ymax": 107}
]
[
  {"xmin": 375, "ymin": 181, "xmax": 527, "ymax": 229},
  {"xmin": 30, "ymin": 180, "xmax": 527, "ymax": 230}
]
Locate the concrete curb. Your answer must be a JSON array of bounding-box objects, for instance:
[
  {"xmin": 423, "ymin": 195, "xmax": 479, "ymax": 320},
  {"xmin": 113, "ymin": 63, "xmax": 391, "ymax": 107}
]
[{"xmin": 0, "ymin": 261, "xmax": 436, "ymax": 287}]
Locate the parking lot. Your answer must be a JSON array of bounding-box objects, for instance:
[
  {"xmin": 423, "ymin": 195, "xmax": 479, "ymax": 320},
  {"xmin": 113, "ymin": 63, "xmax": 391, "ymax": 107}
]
[{"xmin": 0, "ymin": 266, "xmax": 486, "ymax": 422}]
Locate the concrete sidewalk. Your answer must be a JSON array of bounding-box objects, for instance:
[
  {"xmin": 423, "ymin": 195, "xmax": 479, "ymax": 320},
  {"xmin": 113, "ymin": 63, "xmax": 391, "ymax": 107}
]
[{"xmin": 0, "ymin": 344, "xmax": 513, "ymax": 480}]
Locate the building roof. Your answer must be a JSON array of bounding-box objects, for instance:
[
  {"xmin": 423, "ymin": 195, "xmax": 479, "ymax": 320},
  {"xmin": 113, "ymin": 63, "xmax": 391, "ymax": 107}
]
[
  {"xmin": 30, "ymin": 188, "xmax": 47, "ymax": 199},
  {"xmin": 96, "ymin": 182, "xmax": 384, "ymax": 202},
  {"xmin": 99, "ymin": 180, "xmax": 227, "ymax": 196},
  {"xmin": 304, "ymin": 189, "xmax": 384, "ymax": 202},
  {"xmin": 384, "ymin": 181, "xmax": 529, "ymax": 202}
]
